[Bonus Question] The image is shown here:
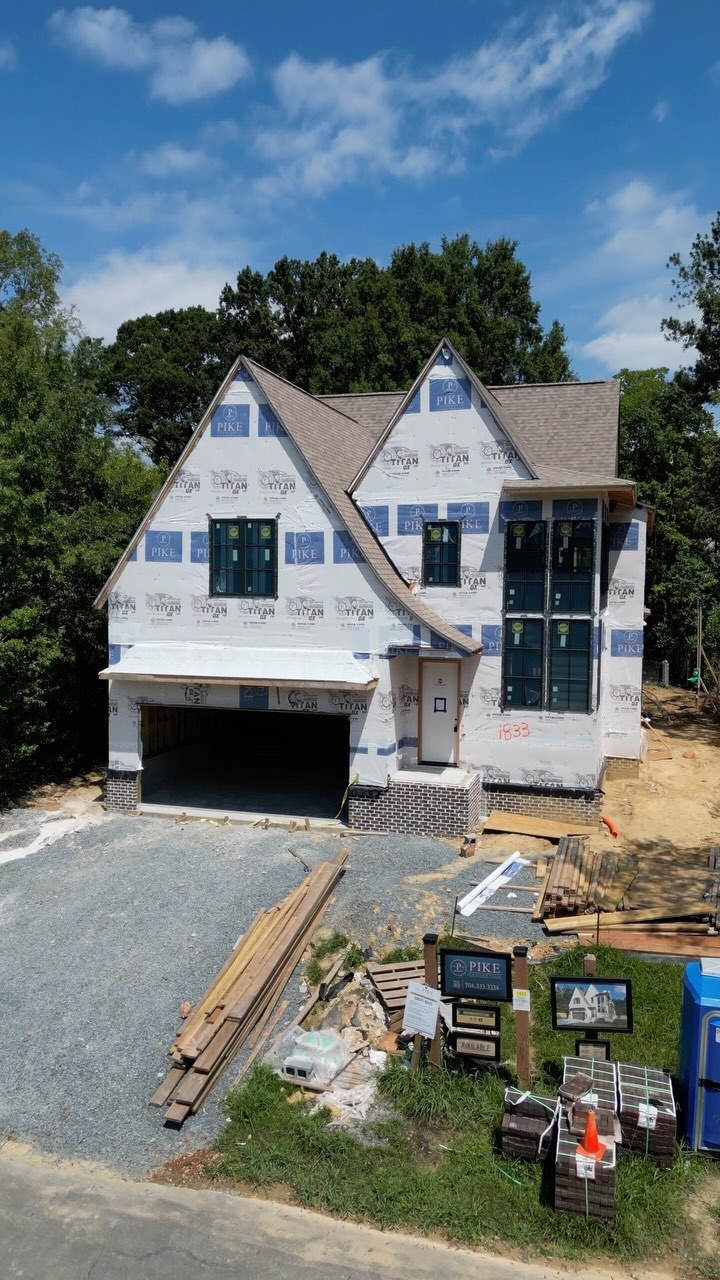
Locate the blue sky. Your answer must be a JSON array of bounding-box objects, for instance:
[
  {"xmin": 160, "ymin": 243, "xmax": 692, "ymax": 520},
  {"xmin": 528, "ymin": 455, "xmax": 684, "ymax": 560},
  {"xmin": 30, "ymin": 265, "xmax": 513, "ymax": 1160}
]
[{"xmin": 2, "ymin": 1, "xmax": 718, "ymax": 378}]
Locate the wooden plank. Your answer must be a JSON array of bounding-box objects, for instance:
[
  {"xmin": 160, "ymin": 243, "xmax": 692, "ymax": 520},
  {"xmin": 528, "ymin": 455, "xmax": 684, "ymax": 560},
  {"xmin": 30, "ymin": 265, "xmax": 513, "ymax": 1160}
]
[
  {"xmin": 544, "ymin": 902, "xmax": 713, "ymax": 934},
  {"xmin": 149, "ymin": 1066, "xmax": 186, "ymax": 1108},
  {"xmin": 232, "ymin": 999, "xmax": 289, "ymax": 1088},
  {"xmin": 580, "ymin": 930, "xmax": 720, "ymax": 957},
  {"xmin": 483, "ymin": 810, "xmax": 596, "ymax": 839},
  {"xmin": 164, "ymin": 1101, "xmax": 191, "ymax": 1127}
]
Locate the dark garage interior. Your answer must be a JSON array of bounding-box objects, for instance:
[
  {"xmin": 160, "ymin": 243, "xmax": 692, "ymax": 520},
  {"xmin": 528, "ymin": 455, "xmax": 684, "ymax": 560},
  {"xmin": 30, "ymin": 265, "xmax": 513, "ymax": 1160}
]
[{"xmin": 140, "ymin": 704, "xmax": 351, "ymax": 820}]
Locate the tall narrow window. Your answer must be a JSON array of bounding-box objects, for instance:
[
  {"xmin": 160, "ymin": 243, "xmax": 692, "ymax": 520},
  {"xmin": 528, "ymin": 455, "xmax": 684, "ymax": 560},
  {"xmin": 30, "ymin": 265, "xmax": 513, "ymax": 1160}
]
[
  {"xmin": 549, "ymin": 620, "xmax": 592, "ymax": 711},
  {"xmin": 551, "ymin": 520, "xmax": 594, "ymax": 612},
  {"xmin": 423, "ymin": 520, "xmax": 460, "ymax": 586},
  {"xmin": 211, "ymin": 518, "xmax": 277, "ymax": 597},
  {"xmin": 502, "ymin": 618, "xmax": 544, "ymax": 708},
  {"xmin": 504, "ymin": 521, "xmax": 546, "ymax": 612}
]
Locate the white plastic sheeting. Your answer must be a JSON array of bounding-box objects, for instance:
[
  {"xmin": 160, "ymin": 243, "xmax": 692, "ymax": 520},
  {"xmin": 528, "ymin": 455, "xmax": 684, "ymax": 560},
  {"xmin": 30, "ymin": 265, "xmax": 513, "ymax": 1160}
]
[{"xmin": 101, "ymin": 644, "xmax": 376, "ymax": 689}]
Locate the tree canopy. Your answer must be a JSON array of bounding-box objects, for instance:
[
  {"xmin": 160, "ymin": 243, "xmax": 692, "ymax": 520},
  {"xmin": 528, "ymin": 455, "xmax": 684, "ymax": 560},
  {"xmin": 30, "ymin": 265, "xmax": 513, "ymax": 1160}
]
[
  {"xmin": 104, "ymin": 234, "xmax": 573, "ymax": 465},
  {"xmin": 662, "ymin": 211, "xmax": 720, "ymax": 405}
]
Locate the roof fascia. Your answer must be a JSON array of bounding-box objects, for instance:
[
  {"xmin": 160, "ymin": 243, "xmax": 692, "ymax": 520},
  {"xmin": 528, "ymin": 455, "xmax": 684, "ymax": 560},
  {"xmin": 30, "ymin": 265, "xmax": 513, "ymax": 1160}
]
[
  {"xmin": 348, "ymin": 336, "xmax": 539, "ymax": 492},
  {"xmin": 94, "ymin": 356, "xmax": 243, "ymax": 608}
]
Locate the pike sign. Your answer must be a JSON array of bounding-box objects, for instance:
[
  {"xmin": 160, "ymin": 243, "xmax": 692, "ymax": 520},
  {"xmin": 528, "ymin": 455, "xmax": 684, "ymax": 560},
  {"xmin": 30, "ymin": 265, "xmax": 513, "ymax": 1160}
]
[{"xmin": 440, "ymin": 949, "xmax": 512, "ymax": 1001}]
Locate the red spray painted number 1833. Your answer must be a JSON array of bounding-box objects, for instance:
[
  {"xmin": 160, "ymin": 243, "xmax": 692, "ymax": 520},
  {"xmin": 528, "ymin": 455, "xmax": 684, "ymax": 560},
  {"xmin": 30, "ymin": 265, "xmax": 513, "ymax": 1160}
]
[{"xmin": 498, "ymin": 722, "xmax": 530, "ymax": 740}]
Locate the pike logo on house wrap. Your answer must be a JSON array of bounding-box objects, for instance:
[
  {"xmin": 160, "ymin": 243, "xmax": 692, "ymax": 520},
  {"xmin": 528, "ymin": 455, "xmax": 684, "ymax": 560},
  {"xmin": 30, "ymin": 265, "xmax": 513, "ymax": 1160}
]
[
  {"xmin": 240, "ymin": 686, "xmax": 269, "ymax": 710},
  {"xmin": 285, "ymin": 531, "xmax": 324, "ymax": 564},
  {"xmin": 259, "ymin": 468, "xmax": 295, "ymax": 496},
  {"xmin": 448, "ymin": 502, "xmax": 489, "ymax": 534},
  {"xmin": 333, "ymin": 531, "xmax": 365, "ymax": 564},
  {"xmin": 170, "ymin": 469, "xmax": 200, "ymax": 499},
  {"xmin": 335, "ymin": 596, "xmax": 374, "ymax": 623},
  {"xmin": 191, "ymin": 531, "xmax": 210, "ymax": 563},
  {"xmin": 108, "ymin": 591, "xmax": 136, "ymax": 618},
  {"xmin": 552, "ymin": 498, "xmax": 598, "ymax": 520},
  {"xmin": 480, "ymin": 624, "xmax": 502, "ymax": 656},
  {"xmin": 609, "ymin": 521, "xmax": 640, "ymax": 551},
  {"xmin": 610, "ymin": 628, "xmax": 644, "ymax": 658},
  {"xmin": 192, "ymin": 595, "xmax": 227, "ymax": 622},
  {"xmin": 360, "ymin": 505, "xmax": 389, "ymax": 537},
  {"xmin": 404, "ymin": 387, "xmax": 420, "ymax": 414},
  {"xmin": 258, "ymin": 404, "xmax": 286, "ymax": 437},
  {"xmin": 286, "ymin": 595, "xmax": 324, "ymax": 622},
  {"xmin": 380, "ymin": 445, "xmax": 418, "ymax": 473},
  {"xmin": 210, "ymin": 469, "xmax": 248, "ymax": 497},
  {"xmin": 146, "ymin": 530, "xmax": 182, "ymax": 562},
  {"xmin": 398, "ymin": 504, "xmax": 438, "ymax": 535},
  {"xmin": 184, "ymin": 684, "xmax": 210, "ymax": 705},
  {"xmin": 429, "ymin": 377, "xmax": 471, "ymax": 411},
  {"xmin": 287, "ymin": 689, "xmax": 318, "ymax": 712},
  {"xmin": 498, "ymin": 500, "xmax": 543, "ymax": 528},
  {"xmin": 211, "ymin": 403, "xmax": 249, "ymax": 437},
  {"xmin": 146, "ymin": 591, "xmax": 181, "ymax": 619}
]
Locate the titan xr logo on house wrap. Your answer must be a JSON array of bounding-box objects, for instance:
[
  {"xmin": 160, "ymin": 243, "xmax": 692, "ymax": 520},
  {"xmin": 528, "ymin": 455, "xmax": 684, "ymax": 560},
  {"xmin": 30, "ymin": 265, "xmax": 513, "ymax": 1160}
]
[
  {"xmin": 286, "ymin": 596, "xmax": 324, "ymax": 621},
  {"xmin": 238, "ymin": 600, "xmax": 275, "ymax": 620},
  {"xmin": 210, "ymin": 469, "xmax": 248, "ymax": 495},
  {"xmin": 609, "ymin": 579, "xmax": 636, "ymax": 602},
  {"xmin": 192, "ymin": 596, "xmax": 227, "ymax": 621},
  {"xmin": 146, "ymin": 592, "xmax": 181, "ymax": 618},
  {"xmin": 480, "ymin": 441, "xmax": 517, "ymax": 463},
  {"xmin": 108, "ymin": 592, "xmax": 136, "ymax": 618},
  {"xmin": 460, "ymin": 566, "xmax": 487, "ymax": 591},
  {"xmin": 259, "ymin": 469, "xmax": 295, "ymax": 496},
  {"xmin": 380, "ymin": 445, "xmax": 418, "ymax": 473},
  {"xmin": 330, "ymin": 692, "xmax": 368, "ymax": 715},
  {"xmin": 184, "ymin": 684, "xmax": 210, "ymax": 705},
  {"xmin": 429, "ymin": 443, "xmax": 470, "ymax": 469},
  {"xmin": 335, "ymin": 597, "xmax": 374, "ymax": 622},
  {"xmin": 170, "ymin": 469, "xmax": 200, "ymax": 498},
  {"xmin": 287, "ymin": 689, "xmax": 318, "ymax": 711},
  {"xmin": 399, "ymin": 684, "xmax": 418, "ymax": 710},
  {"xmin": 610, "ymin": 684, "xmax": 641, "ymax": 706}
]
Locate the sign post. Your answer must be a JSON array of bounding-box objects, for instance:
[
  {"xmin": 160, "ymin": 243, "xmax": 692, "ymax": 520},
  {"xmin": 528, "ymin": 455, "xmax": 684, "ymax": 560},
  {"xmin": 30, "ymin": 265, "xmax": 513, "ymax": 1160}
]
[
  {"xmin": 513, "ymin": 946, "xmax": 531, "ymax": 1090},
  {"xmin": 423, "ymin": 932, "xmax": 442, "ymax": 1069}
]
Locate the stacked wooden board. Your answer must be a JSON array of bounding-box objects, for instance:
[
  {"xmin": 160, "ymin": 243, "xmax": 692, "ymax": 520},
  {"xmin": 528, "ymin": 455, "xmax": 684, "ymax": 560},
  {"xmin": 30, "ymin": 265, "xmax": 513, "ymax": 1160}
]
[
  {"xmin": 150, "ymin": 848, "xmax": 348, "ymax": 1127},
  {"xmin": 617, "ymin": 1062, "xmax": 676, "ymax": 1167},
  {"xmin": 532, "ymin": 838, "xmax": 637, "ymax": 920}
]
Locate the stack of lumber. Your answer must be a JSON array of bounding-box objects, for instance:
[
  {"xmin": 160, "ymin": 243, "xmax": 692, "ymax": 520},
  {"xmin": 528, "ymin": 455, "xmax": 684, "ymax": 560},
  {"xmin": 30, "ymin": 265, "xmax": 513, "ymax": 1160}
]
[
  {"xmin": 366, "ymin": 959, "xmax": 426, "ymax": 1032},
  {"xmin": 501, "ymin": 1088, "xmax": 558, "ymax": 1160},
  {"xmin": 617, "ymin": 1062, "xmax": 677, "ymax": 1168},
  {"xmin": 554, "ymin": 1106, "xmax": 617, "ymax": 1222},
  {"xmin": 150, "ymin": 848, "xmax": 348, "ymax": 1127},
  {"xmin": 533, "ymin": 838, "xmax": 637, "ymax": 920}
]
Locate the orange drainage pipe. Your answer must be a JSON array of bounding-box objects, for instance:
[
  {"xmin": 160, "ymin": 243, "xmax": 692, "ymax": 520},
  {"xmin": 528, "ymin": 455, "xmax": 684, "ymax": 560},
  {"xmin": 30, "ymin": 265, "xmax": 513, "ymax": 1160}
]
[{"xmin": 602, "ymin": 816, "xmax": 619, "ymax": 838}]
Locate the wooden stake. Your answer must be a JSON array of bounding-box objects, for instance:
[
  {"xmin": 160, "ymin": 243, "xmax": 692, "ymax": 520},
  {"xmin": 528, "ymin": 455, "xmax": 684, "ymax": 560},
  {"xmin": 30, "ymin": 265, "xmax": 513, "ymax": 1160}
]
[
  {"xmin": 423, "ymin": 931, "xmax": 442, "ymax": 1070},
  {"xmin": 512, "ymin": 946, "xmax": 531, "ymax": 1090},
  {"xmin": 583, "ymin": 953, "xmax": 597, "ymax": 978}
]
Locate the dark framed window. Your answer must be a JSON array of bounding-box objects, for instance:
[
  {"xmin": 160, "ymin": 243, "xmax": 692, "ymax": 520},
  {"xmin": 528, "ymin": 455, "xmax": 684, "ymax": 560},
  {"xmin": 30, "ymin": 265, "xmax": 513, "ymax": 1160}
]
[
  {"xmin": 504, "ymin": 521, "xmax": 546, "ymax": 612},
  {"xmin": 551, "ymin": 520, "xmax": 594, "ymax": 612},
  {"xmin": 549, "ymin": 619, "xmax": 592, "ymax": 712},
  {"xmin": 502, "ymin": 618, "xmax": 544, "ymax": 709},
  {"xmin": 210, "ymin": 518, "xmax": 277, "ymax": 597},
  {"xmin": 423, "ymin": 520, "xmax": 460, "ymax": 586}
]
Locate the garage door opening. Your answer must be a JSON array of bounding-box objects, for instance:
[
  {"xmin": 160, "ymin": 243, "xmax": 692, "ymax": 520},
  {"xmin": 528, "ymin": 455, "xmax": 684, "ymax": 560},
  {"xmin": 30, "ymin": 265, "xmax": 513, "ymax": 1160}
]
[{"xmin": 139, "ymin": 704, "xmax": 351, "ymax": 822}]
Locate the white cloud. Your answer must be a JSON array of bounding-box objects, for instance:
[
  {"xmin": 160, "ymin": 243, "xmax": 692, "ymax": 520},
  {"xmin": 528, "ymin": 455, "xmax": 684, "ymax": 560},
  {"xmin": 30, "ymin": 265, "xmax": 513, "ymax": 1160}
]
[
  {"xmin": 652, "ymin": 99, "xmax": 668, "ymax": 122},
  {"xmin": 0, "ymin": 40, "xmax": 16, "ymax": 69},
  {"xmin": 586, "ymin": 179, "xmax": 704, "ymax": 275},
  {"xmin": 139, "ymin": 143, "xmax": 213, "ymax": 177},
  {"xmin": 64, "ymin": 247, "xmax": 235, "ymax": 340},
  {"xmin": 582, "ymin": 294, "xmax": 695, "ymax": 371},
  {"xmin": 49, "ymin": 7, "xmax": 251, "ymax": 103},
  {"xmin": 255, "ymin": 2, "xmax": 651, "ymax": 198}
]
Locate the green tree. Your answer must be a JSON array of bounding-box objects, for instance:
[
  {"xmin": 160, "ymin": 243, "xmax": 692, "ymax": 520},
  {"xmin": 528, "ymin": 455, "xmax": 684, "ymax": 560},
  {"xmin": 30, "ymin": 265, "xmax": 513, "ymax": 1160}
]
[
  {"xmin": 618, "ymin": 368, "xmax": 720, "ymax": 678},
  {"xmin": 104, "ymin": 234, "xmax": 573, "ymax": 466},
  {"xmin": 662, "ymin": 211, "xmax": 720, "ymax": 404},
  {"xmin": 0, "ymin": 231, "xmax": 161, "ymax": 803}
]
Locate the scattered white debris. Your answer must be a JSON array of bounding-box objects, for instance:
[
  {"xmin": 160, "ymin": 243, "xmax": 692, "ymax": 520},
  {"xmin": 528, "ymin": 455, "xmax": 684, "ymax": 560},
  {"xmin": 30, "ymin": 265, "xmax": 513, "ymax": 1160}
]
[{"xmin": 0, "ymin": 815, "xmax": 97, "ymax": 867}]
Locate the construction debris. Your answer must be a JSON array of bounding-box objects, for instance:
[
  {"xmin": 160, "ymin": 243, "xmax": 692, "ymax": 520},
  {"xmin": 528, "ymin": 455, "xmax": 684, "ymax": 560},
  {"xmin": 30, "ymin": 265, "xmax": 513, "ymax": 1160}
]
[
  {"xmin": 482, "ymin": 810, "xmax": 596, "ymax": 840},
  {"xmin": 150, "ymin": 848, "xmax": 349, "ymax": 1127}
]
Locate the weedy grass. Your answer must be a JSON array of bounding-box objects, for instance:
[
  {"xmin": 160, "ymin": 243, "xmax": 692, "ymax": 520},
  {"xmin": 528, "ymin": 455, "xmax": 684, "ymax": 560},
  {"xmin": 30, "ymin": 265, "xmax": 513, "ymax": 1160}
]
[
  {"xmin": 313, "ymin": 932, "xmax": 349, "ymax": 962},
  {"xmin": 216, "ymin": 946, "xmax": 707, "ymax": 1266},
  {"xmin": 381, "ymin": 945, "xmax": 422, "ymax": 963}
]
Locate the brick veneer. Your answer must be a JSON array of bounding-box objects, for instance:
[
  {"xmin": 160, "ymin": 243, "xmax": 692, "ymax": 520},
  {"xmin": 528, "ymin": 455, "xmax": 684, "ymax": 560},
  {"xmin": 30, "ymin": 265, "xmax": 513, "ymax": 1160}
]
[
  {"xmin": 348, "ymin": 772, "xmax": 484, "ymax": 836},
  {"xmin": 603, "ymin": 757, "xmax": 641, "ymax": 780},
  {"xmin": 480, "ymin": 784, "xmax": 603, "ymax": 825},
  {"xmin": 105, "ymin": 769, "xmax": 139, "ymax": 813}
]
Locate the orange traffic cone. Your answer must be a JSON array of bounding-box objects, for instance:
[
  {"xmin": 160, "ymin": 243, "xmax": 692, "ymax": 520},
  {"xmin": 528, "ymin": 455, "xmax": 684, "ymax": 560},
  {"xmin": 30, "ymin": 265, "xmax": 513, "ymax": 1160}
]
[{"xmin": 576, "ymin": 1108, "xmax": 606, "ymax": 1161}]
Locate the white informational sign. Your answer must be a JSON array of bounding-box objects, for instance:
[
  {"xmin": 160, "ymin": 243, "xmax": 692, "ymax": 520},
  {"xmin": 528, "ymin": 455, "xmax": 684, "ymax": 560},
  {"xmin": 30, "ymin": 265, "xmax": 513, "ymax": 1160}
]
[
  {"xmin": 637, "ymin": 1103, "xmax": 658, "ymax": 1130},
  {"xmin": 402, "ymin": 981, "xmax": 441, "ymax": 1039},
  {"xmin": 512, "ymin": 988, "xmax": 531, "ymax": 1012},
  {"xmin": 575, "ymin": 1155, "xmax": 597, "ymax": 1180}
]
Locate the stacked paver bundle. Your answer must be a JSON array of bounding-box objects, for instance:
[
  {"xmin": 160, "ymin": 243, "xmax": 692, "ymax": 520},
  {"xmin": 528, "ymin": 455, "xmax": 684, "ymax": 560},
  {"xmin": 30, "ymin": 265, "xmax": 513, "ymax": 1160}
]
[
  {"xmin": 554, "ymin": 1106, "xmax": 617, "ymax": 1222},
  {"xmin": 617, "ymin": 1061, "xmax": 677, "ymax": 1167},
  {"xmin": 501, "ymin": 1087, "xmax": 558, "ymax": 1160}
]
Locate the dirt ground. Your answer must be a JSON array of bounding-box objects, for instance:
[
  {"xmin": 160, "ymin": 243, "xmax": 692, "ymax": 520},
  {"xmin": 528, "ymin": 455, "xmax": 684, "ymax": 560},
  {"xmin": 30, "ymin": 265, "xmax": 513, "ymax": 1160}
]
[{"xmin": 602, "ymin": 685, "xmax": 720, "ymax": 853}]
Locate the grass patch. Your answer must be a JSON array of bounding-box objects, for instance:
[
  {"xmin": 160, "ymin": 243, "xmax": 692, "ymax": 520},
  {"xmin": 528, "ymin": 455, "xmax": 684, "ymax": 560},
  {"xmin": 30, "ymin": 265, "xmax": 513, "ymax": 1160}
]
[
  {"xmin": 313, "ymin": 932, "xmax": 349, "ymax": 962},
  {"xmin": 304, "ymin": 958, "xmax": 325, "ymax": 987},
  {"xmin": 381, "ymin": 944, "xmax": 422, "ymax": 963},
  {"xmin": 215, "ymin": 946, "xmax": 706, "ymax": 1266}
]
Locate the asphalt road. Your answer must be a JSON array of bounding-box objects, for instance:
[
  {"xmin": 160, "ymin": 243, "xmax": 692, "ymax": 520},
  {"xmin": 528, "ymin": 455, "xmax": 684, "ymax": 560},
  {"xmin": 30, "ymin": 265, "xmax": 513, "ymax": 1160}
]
[{"xmin": 0, "ymin": 1147, "xmax": 673, "ymax": 1280}]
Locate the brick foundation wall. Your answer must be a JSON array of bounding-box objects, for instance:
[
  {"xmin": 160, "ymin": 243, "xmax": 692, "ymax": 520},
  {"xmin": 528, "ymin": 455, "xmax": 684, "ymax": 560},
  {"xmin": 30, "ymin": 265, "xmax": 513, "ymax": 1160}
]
[
  {"xmin": 105, "ymin": 769, "xmax": 139, "ymax": 813},
  {"xmin": 348, "ymin": 773, "xmax": 483, "ymax": 836},
  {"xmin": 480, "ymin": 784, "xmax": 603, "ymax": 825},
  {"xmin": 603, "ymin": 757, "xmax": 640, "ymax": 780}
]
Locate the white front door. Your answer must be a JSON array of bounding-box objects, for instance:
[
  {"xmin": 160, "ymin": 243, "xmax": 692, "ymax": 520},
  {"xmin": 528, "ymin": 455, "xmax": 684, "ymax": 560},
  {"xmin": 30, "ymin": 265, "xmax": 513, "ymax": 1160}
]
[{"xmin": 420, "ymin": 661, "xmax": 458, "ymax": 765}]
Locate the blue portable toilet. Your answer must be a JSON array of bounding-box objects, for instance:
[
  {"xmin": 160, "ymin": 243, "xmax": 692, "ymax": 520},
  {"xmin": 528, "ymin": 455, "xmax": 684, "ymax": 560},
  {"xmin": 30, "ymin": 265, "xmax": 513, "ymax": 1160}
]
[{"xmin": 678, "ymin": 959, "xmax": 720, "ymax": 1152}]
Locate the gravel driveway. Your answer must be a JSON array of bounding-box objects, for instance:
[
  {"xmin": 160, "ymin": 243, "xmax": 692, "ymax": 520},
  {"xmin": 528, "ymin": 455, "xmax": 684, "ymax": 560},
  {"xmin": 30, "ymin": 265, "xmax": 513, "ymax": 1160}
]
[{"xmin": 0, "ymin": 806, "xmax": 547, "ymax": 1174}]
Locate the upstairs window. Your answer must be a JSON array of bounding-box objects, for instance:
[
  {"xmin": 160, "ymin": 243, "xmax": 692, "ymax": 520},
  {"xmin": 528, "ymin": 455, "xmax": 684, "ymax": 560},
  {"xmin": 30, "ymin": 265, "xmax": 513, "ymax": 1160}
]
[
  {"xmin": 549, "ymin": 620, "xmax": 592, "ymax": 712},
  {"xmin": 504, "ymin": 521, "xmax": 546, "ymax": 612},
  {"xmin": 551, "ymin": 520, "xmax": 594, "ymax": 612},
  {"xmin": 423, "ymin": 520, "xmax": 460, "ymax": 587},
  {"xmin": 211, "ymin": 518, "xmax": 277, "ymax": 598}
]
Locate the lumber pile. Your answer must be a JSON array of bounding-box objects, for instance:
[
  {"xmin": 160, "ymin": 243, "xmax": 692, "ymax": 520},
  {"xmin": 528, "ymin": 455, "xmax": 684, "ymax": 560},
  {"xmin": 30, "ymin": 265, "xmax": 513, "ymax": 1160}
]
[
  {"xmin": 534, "ymin": 841, "xmax": 720, "ymax": 944},
  {"xmin": 617, "ymin": 1062, "xmax": 676, "ymax": 1168},
  {"xmin": 150, "ymin": 848, "xmax": 349, "ymax": 1127}
]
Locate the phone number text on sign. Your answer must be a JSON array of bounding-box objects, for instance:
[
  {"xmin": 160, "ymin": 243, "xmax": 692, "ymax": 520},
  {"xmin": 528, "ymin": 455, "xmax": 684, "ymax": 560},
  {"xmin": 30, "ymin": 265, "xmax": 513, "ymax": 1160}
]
[{"xmin": 497, "ymin": 721, "xmax": 531, "ymax": 740}]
